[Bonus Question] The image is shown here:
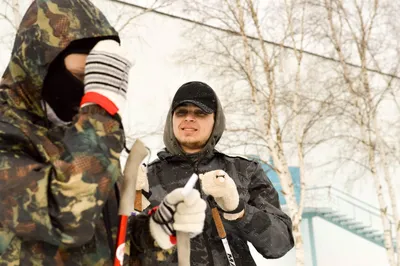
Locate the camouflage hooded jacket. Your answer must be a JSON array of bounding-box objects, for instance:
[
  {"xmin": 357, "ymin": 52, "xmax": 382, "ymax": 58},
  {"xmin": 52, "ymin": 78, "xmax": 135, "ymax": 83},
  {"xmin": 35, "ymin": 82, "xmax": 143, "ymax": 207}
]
[
  {"xmin": 142, "ymin": 86, "xmax": 295, "ymax": 265},
  {"xmin": 0, "ymin": 1, "xmax": 154, "ymax": 265}
]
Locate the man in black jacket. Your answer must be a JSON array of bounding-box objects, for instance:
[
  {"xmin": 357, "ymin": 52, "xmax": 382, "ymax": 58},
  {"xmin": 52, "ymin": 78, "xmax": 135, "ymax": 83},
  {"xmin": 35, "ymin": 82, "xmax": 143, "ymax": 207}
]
[{"xmin": 144, "ymin": 81, "xmax": 294, "ymax": 265}]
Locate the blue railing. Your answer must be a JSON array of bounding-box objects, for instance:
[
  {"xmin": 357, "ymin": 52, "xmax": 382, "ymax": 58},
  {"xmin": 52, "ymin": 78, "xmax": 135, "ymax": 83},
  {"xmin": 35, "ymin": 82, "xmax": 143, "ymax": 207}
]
[{"xmin": 304, "ymin": 186, "xmax": 395, "ymax": 239}]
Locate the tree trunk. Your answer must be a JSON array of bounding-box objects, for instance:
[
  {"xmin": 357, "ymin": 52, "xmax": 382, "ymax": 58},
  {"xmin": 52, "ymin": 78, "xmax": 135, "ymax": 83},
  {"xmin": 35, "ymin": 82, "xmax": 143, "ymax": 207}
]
[
  {"xmin": 368, "ymin": 142, "xmax": 396, "ymax": 266},
  {"xmin": 373, "ymin": 115, "xmax": 400, "ymax": 265},
  {"xmin": 267, "ymin": 136, "xmax": 304, "ymax": 265}
]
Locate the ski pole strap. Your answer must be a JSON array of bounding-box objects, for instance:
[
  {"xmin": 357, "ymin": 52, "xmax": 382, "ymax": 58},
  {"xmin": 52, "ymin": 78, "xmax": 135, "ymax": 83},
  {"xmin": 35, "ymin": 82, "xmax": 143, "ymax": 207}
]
[
  {"xmin": 206, "ymin": 195, "xmax": 244, "ymax": 215},
  {"xmin": 218, "ymin": 200, "xmax": 245, "ymax": 214},
  {"xmin": 134, "ymin": 190, "xmax": 152, "ymax": 212},
  {"xmin": 141, "ymin": 190, "xmax": 152, "ymax": 199}
]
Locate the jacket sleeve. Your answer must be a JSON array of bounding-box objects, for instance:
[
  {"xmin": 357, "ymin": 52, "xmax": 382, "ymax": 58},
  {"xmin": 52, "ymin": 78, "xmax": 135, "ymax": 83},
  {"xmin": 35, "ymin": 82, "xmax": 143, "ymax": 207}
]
[
  {"xmin": 224, "ymin": 162, "xmax": 294, "ymax": 259},
  {"xmin": 0, "ymin": 105, "xmax": 124, "ymax": 248}
]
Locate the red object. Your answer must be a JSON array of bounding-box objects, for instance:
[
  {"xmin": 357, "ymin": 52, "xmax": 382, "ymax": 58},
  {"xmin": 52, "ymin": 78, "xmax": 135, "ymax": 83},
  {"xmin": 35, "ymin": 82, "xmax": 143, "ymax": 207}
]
[
  {"xmin": 170, "ymin": 235, "xmax": 177, "ymax": 245},
  {"xmin": 148, "ymin": 206, "xmax": 159, "ymax": 215},
  {"xmin": 80, "ymin": 92, "xmax": 118, "ymax": 115},
  {"xmin": 148, "ymin": 206, "xmax": 177, "ymax": 246},
  {"xmin": 114, "ymin": 215, "xmax": 128, "ymax": 266}
]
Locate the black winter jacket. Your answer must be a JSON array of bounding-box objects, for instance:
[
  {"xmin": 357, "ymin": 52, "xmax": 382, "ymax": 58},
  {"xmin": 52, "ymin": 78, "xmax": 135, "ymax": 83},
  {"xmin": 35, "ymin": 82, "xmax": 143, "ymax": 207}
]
[{"xmin": 140, "ymin": 149, "xmax": 294, "ymax": 266}]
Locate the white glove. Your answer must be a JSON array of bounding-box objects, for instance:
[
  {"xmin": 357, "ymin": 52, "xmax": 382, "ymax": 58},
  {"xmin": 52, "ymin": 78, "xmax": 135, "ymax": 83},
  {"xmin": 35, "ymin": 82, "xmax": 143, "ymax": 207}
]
[
  {"xmin": 200, "ymin": 170, "xmax": 244, "ymax": 220},
  {"xmin": 80, "ymin": 40, "xmax": 132, "ymax": 115},
  {"xmin": 149, "ymin": 188, "xmax": 207, "ymax": 249}
]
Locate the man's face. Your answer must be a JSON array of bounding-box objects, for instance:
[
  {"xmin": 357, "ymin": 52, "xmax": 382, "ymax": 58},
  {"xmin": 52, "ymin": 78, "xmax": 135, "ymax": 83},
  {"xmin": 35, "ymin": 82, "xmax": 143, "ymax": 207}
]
[
  {"xmin": 64, "ymin": 54, "xmax": 87, "ymax": 81},
  {"xmin": 172, "ymin": 104, "xmax": 215, "ymax": 154}
]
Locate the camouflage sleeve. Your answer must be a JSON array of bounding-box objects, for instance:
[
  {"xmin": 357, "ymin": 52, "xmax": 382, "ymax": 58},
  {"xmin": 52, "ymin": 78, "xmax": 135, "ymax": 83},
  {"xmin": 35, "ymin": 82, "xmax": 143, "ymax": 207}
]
[
  {"xmin": 224, "ymin": 162, "xmax": 294, "ymax": 258},
  {"xmin": 0, "ymin": 105, "xmax": 124, "ymax": 247}
]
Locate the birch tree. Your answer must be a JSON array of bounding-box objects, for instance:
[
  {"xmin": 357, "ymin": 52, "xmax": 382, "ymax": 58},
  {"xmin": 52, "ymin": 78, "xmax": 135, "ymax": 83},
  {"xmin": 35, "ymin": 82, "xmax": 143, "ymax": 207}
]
[
  {"xmin": 0, "ymin": 0, "xmax": 23, "ymax": 75},
  {"xmin": 0, "ymin": 0, "xmax": 21, "ymax": 29},
  {"xmin": 307, "ymin": 0, "xmax": 400, "ymax": 264},
  {"xmin": 105, "ymin": 0, "xmax": 177, "ymax": 33},
  {"xmin": 178, "ymin": 0, "xmax": 346, "ymax": 264}
]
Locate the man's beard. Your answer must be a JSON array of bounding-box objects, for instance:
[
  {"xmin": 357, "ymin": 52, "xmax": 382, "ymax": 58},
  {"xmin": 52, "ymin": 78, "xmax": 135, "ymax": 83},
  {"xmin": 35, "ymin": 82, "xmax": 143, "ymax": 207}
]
[{"xmin": 180, "ymin": 139, "xmax": 207, "ymax": 151}]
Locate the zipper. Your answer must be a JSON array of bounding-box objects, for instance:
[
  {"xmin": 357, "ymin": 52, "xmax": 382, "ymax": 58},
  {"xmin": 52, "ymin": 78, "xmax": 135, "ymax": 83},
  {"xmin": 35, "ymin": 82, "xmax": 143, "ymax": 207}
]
[{"xmin": 193, "ymin": 161, "xmax": 214, "ymax": 266}]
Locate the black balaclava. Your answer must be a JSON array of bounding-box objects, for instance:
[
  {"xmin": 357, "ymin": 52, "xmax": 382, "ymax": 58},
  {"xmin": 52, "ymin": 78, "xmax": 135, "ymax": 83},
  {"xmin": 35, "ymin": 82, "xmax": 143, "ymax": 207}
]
[{"xmin": 41, "ymin": 37, "xmax": 117, "ymax": 122}]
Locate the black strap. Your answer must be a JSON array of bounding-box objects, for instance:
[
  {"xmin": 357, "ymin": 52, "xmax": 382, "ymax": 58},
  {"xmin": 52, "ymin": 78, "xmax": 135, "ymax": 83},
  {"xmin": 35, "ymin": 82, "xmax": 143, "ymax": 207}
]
[
  {"xmin": 151, "ymin": 203, "xmax": 175, "ymax": 236},
  {"xmin": 208, "ymin": 196, "xmax": 245, "ymax": 214},
  {"xmin": 141, "ymin": 189, "xmax": 152, "ymax": 199},
  {"xmin": 219, "ymin": 200, "xmax": 245, "ymax": 214}
]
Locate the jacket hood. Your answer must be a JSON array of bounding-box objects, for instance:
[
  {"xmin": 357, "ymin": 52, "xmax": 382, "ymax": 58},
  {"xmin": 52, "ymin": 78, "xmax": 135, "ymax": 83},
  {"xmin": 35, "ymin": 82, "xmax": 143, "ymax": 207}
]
[
  {"xmin": 163, "ymin": 82, "xmax": 226, "ymax": 157},
  {"xmin": 0, "ymin": 0, "xmax": 119, "ymax": 117}
]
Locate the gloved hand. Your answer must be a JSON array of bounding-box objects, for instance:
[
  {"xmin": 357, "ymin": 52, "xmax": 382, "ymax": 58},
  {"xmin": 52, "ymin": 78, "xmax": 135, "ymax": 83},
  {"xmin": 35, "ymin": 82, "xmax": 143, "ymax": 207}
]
[
  {"xmin": 200, "ymin": 170, "xmax": 244, "ymax": 220},
  {"xmin": 80, "ymin": 39, "xmax": 132, "ymax": 115},
  {"xmin": 149, "ymin": 188, "xmax": 207, "ymax": 249}
]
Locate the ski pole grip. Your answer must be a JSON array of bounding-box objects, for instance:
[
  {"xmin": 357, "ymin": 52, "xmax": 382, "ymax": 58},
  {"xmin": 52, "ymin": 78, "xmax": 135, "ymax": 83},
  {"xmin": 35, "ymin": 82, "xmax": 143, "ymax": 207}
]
[
  {"xmin": 177, "ymin": 173, "xmax": 199, "ymax": 266},
  {"xmin": 208, "ymin": 196, "xmax": 227, "ymax": 239},
  {"xmin": 134, "ymin": 190, "xmax": 142, "ymax": 211},
  {"xmin": 182, "ymin": 173, "xmax": 198, "ymax": 196}
]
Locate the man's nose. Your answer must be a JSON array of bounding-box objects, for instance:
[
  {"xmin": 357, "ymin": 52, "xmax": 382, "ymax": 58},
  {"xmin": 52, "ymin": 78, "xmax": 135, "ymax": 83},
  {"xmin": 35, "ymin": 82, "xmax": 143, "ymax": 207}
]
[{"xmin": 184, "ymin": 112, "xmax": 196, "ymax": 121}]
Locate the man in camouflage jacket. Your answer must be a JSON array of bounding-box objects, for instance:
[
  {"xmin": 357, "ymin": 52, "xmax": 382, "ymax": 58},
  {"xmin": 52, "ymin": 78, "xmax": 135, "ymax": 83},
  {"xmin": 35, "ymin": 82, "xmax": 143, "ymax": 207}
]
[
  {"xmin": 143, "ymin": 81, "xmax": 295, "ymax": 265},
  {"xmin": 0, "ymin": 1, "xmax": 207, "ymax": 265}
]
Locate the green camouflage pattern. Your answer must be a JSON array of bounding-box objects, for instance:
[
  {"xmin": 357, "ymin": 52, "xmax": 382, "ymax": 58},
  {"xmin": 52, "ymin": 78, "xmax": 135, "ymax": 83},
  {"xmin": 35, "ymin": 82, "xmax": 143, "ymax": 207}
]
[
  {"xmin": 1, "ymin": 0, "xmax": 118, "ymax": 117},
  {"xmin": 0, "ymin": 0, "xmax": 134, "ymax": 265}
]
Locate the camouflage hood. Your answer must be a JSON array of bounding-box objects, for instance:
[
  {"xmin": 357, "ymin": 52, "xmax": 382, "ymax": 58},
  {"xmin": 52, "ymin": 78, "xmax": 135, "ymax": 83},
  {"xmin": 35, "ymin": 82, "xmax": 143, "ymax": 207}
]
[
  {"xmin": 0, "ymin": 1, "xmax": 128, "ymax": 264},
  {"xmin": 0, "ymin": 0, "xmax": 119, "ymax": 118}
]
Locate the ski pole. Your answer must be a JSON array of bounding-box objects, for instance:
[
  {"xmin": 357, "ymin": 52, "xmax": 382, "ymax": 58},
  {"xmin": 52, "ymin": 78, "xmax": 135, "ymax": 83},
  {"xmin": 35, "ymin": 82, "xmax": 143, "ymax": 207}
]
[
  {"xmin": 208, "ymin": 196, "xmax": 237, "ymax": 266},
  {"xmin": 176, "ymin": 173, "xmax": 199, "ymax": 266},
  {"xmin": 114, "ymin": 139, "xmax": 148, "ymax": 266}
]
